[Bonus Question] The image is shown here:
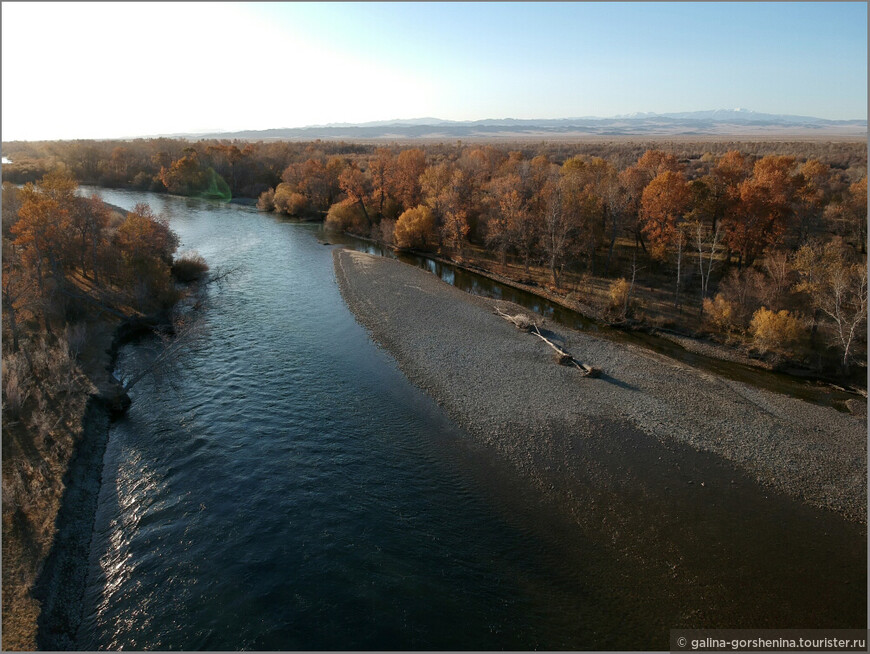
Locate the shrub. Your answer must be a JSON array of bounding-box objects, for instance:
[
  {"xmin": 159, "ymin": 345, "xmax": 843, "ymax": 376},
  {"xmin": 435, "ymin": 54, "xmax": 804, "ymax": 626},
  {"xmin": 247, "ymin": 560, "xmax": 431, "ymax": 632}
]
[
  {"xmin": 510, "ymin": 313, "xmax": 537, "ymax": 332},
  {"xmin": 609, "ymin": 278, "xmax": 629, "ymax": 309},
  {"xmin": 325, "ymin": 200, "xmax": 368, "ymax": 233},
  {"xmin": 703, "ymin": 293, "xmax": 736, "ymax": 333},
  {"xmin": 273, "ymin": 183, "xmax": 308, "ymax": 216},
  {"xmin": 172, "ymin": 251, "xmax": 210, "ymax": 282},
  {"xmin": 394, "ymin": 205, "xmax": 437, "ymax": 250},
  {"xmin": 257, "ymin": 188, "xmax": 275, "ymax": 212},
  {"xmin": 750, "ymin": 306, "xmax": 804, "ymax": 355},
  {"xmin": 607, "ymin": 277, "xmax": 636, "ymax": 320}
]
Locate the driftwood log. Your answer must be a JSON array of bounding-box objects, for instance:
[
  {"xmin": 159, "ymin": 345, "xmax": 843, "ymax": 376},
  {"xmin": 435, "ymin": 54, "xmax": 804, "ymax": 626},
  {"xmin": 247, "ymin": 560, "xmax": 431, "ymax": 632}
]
[
  {"xmin": 494, "ymin": 306, "xmax": 600, "ymax": 377},
  {"xmin": 531, "ymin": 325, "xmax": 600, "ymax": 377},
  {"xmin": 493, "ymin": 306, "xmax": 537, "ymax": 332}
]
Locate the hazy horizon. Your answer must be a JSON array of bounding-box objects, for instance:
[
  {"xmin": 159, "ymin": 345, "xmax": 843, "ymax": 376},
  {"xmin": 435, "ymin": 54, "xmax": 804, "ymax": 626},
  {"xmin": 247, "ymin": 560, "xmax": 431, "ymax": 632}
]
[{"xmin": 2, "ymin": 2, "xmax": 867, "ymax": 141}]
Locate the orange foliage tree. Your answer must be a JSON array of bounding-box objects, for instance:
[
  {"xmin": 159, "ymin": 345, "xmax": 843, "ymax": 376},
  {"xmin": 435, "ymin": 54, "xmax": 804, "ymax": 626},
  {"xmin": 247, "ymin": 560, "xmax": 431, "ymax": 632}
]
[
  {"xmin": 159, "ymin": 149, "xmax": 208, "ymax": 195},
  {"xmin": 725, "ymin": 155, "xmax": 798, "ymax": 266},
  {"xmin": 394, "ymin": 205, "xmax": 437, "ymax": 250},
  {"xmin": 390, "ymin": 149, "xmax": 427, "ymax": 211},
  {"xmin": 338, "ymin": 164, "xmax": 372, "ymax": 227},
  {"xmin": 641, "ymin": 170, "xmax": 691, "ymax": 307}
]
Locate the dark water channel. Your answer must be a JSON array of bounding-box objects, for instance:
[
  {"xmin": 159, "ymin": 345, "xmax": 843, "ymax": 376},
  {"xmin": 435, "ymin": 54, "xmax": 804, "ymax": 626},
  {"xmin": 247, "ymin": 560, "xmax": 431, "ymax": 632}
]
[{"xmin": 73, "ymin": 189, "xmax": 865, "ymax": 650}]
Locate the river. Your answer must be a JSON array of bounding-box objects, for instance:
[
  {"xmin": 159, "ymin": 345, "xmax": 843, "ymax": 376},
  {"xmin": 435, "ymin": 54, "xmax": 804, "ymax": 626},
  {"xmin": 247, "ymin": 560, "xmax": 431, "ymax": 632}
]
[{"xmin": 71, "ymin": 189, "xmax": 865, "ymax": 649}]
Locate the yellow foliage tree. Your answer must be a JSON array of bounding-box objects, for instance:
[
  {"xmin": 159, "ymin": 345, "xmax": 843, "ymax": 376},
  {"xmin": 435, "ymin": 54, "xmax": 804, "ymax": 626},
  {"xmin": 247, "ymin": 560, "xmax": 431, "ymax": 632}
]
[
  {"xmin": 749, "ymin": 306, "xmax": 804, "ymax": 355},
  {"xmin": 702, "ymin": 293, "xmax": 736, "ymax": 333},
  {"xmin": 394, "ymin": 205, "xmax": 436, "ymax": 250}
]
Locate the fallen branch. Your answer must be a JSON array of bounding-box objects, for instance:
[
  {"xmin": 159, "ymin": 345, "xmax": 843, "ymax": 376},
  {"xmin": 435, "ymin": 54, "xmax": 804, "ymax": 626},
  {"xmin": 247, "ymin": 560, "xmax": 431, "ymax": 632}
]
[
  {"xmin": 493, "ymin": 306, "xmax": 537, "ymax": 332},
  {"xmin": 493, "ymin": 303, "xmax": 600, "ymax": 377},
  {"xmin": 531, "ymin": 325, "xmax": 598, "ymax": 375},
  {"xmin": 202, "ymin": 264, "xmax": 241, "ymax": 287}
]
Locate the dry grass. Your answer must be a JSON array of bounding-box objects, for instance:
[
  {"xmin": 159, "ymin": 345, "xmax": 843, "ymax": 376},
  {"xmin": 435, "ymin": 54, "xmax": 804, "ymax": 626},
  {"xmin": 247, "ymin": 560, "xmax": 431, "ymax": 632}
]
[{"xmin": 2, "ymin": 334, "xmax": 96, "ymax": 651}]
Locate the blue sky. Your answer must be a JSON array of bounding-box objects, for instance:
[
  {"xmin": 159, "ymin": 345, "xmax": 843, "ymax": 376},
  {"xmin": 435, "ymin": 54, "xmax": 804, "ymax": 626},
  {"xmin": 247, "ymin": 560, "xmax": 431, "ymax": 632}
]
[{"xmin": 2, "ymin": 2, "xmax": 866, "ymax": 140}]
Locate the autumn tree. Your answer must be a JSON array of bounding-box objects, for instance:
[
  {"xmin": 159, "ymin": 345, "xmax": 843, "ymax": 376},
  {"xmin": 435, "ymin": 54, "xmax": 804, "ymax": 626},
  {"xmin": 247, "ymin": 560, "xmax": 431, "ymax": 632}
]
[
  {"xmin": 724, "ymin": 155, "xmax": 798, "ymax": 266},
  {"xmin": 486, "ymin": 171, "xmax": 538, "ymax": 273},
  {"xmin": 421, "ymin": 162, "xmax": 471, "ymax": 255},
  {"xmin": 843, "ymin": 177, "xmax": 867, "ymax": 253},
  {"xmin": 596, "ymin": 162, "xmax": 625, "ymax": 274},
  {"xmin": 12, "ymin": 179, "xmax": 74, "ymax": 294},
  {"xmin": 394, "ymin": 205, "xmax": 437, "ymax": 250},
  {"xmin": 538, "ymin": 177, "xmax": 576, "ymax": 289},
  {"xmin": 369, "ymin": 148, "xmax": 400, "ymax": 219},
  {"xmin": 2, "ymin": 253, "xmax": 38, "ymax": 352},
  {"xmin": 420, "ymin": 163, "xmax": 454, "ymax": 218},
  {"xmin": 390, "ymin": 148, "xmax": 427, "ymax": 210},
  {"xmin": 2, "ymin": 181, "xmax": 23, "ymax": 239},
  {"xmin": 483, "ymin": 174, "xmax": 518, "ymax": 266},
  {"xmin": 159, "ymin": 149, "xmax": 208, "ymax": 195},
  {"xmin": 283, "ymin": 157, "xmax": 346, "ymax": 212},
  {"xmin": 338, "ymin": 164, "xmax": 372, "ymax": 226},
  {"xmin": 792, "ymin": 159, "xmax": 831, "ymax": 244},
  {"xmin": 618, "ymin": 149, "xmax": 682, "ymax": 253},
  {"xmin": 108, "ymin": 146, "xmax": 131, "ymax": 183},
  {"xmin": 641, "ymin": 170, "xmax": 691, "ymax": 307},
  {"xmin": 793, "ymin": 238, "xmax": 867, "ymax": 369},
  {"xmin": 205, "ymin": 144, "xmax": 244, "ymax": 191},
  {"xmin": 560, "ymin": 156, "xmax": 609, "ymax": 275},
  {"xmin": 439, "ymin": 172, "xmax": 472, "ymax": 256},
  {"xmin": 69, "ymin": 194, "xmax": 110, "ymax": 283},
  {"xmin": 710, "ymin": 150, "xmax": 752, "ymax": 233},
  {"xmin": 115, "ymin": 203, "xmax": 179, "ymax": 307}
]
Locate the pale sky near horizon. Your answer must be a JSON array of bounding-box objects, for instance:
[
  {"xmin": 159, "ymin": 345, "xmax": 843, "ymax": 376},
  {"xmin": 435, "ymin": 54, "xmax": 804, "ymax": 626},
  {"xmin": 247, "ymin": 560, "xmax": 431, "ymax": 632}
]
[{"xmin": 2, "ymin": 1, "xmax": 866, "ymax": 141}]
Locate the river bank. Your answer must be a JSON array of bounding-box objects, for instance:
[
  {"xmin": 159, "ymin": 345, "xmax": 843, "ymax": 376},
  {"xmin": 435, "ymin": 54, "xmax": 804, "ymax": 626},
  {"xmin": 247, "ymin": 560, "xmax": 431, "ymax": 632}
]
[
  {"xmin": 334, "ymin": 246, "xmax": 868, "ymax": 629},
  {"xmin": 332, "ymin": 231, "xmax": 866, "ymax": 409},
  {"xmin": 2, "ymin": 299, "xmax": 192, "ymax": 648},
  {"xmin": 1, "ymin": 314, "xmax": 120, "ymax": 651},
  {"xmin": 424, "ymin": 250, "xmax": 779, "ymax": 371},
  {"xmin": 31, "ymin": 310, "xmax": 180, "ymax": 649}
]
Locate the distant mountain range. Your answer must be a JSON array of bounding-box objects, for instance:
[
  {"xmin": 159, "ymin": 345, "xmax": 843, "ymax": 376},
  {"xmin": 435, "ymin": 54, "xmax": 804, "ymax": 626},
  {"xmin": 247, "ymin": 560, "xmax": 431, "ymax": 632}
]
[{"xmin": 179, "ymin": 110, "xmax": 867, "ymax": 141}]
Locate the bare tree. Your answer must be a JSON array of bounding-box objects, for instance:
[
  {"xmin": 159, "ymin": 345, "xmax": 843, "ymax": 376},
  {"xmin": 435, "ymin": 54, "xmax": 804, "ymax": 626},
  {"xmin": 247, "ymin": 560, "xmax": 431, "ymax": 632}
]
[
  {"xmin": 693, "ymin": 220, "xmax": 722, "ymax": 315},
  {"xmin": 539, "ymin": 180, "xmax": 573, "ymax": 289},
  {"xmin": 793, "ymin": 240, "xmax": 867, "ymax": 369}
]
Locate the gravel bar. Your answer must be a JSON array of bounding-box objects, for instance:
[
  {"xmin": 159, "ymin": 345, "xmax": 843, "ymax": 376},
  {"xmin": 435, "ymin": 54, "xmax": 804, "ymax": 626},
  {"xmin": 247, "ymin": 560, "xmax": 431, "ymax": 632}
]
[{"xmin": 334, "ymin": 248, "xmax": 866, "ymax": 524}]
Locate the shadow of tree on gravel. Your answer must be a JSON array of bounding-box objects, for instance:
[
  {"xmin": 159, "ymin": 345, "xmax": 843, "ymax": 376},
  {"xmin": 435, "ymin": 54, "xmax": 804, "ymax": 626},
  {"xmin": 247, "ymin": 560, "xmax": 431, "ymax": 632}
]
[{"xmin": 596, "ymin": 372, "xmax": 641, "ymax": 392}]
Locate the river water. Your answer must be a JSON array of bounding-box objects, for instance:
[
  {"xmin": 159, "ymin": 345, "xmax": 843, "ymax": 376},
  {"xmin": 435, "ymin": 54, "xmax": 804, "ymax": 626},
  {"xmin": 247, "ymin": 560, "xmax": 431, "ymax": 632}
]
[{"xmin": 73, "ymin": 189, "xmax": 865, "ymax": 649}]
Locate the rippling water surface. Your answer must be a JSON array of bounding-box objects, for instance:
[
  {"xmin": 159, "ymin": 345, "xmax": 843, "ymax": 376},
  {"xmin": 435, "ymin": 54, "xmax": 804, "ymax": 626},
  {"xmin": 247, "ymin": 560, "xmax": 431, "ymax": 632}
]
[{"xmin": 75, "ymin": 190, "xmax": 641, "ymax": 650}]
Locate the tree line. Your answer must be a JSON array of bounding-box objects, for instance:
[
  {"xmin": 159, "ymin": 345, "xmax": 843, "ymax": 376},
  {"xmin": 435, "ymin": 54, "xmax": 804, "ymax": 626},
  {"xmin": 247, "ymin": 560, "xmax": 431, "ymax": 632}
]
[
  {"xmin": 259, "ymin": 143, "xmax": 865, "ymax": 375},
  {"xmin": 2, "ymin": 137, "xmax": 866, "ymax": 374}
]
